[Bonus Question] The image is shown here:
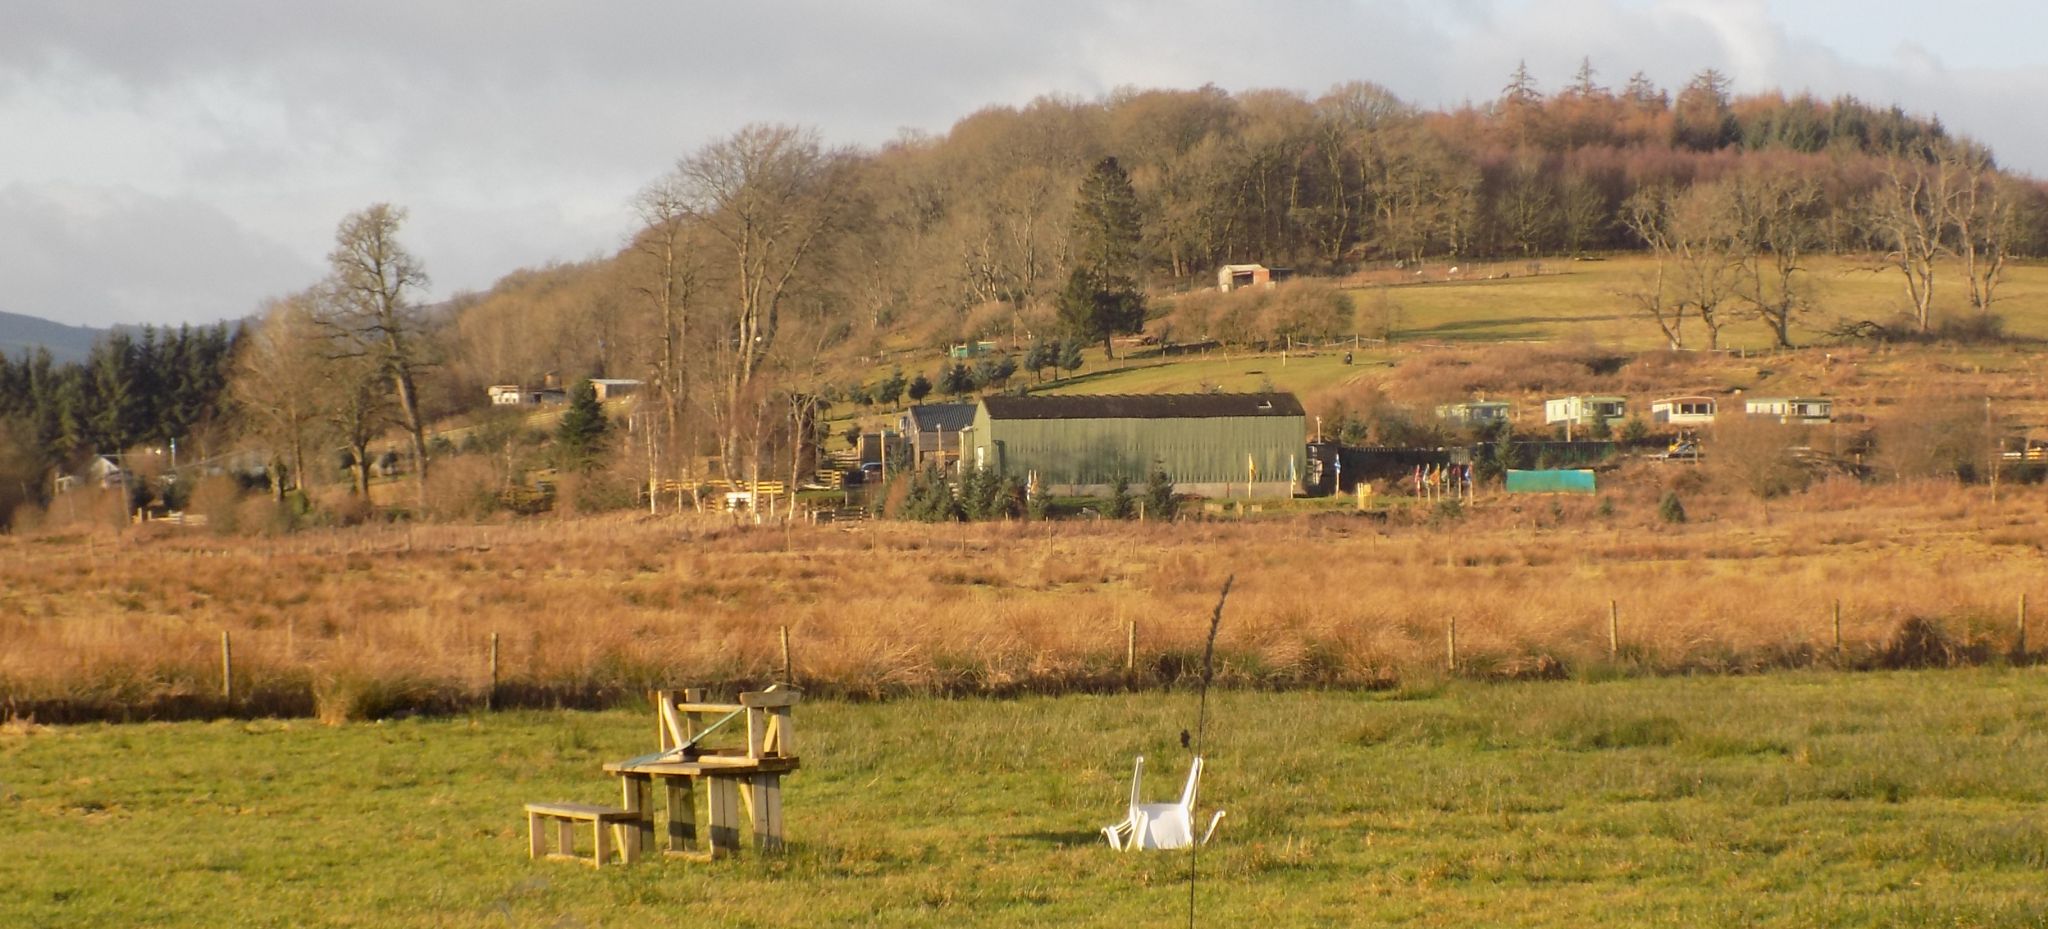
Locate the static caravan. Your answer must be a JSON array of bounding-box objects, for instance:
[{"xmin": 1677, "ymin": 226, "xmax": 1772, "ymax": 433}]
[
  {"xmin": 1650, "ymin": 396, "xmax": 1718, "ymax": 425},
  {"xmin": 1744, "ymin": 397, "xmax": 1832, "ymax": 424},
  {"xmin": 1437, "ymin": 400, "xmax": 1513, "ymax": 427},
  {"xmin": 1543, "ymin": 395, "xmax": 1628, "ymax": 427}
]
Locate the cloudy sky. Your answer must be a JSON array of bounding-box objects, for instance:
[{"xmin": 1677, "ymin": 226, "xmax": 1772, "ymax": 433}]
[{"xmin": 4, "ymin": 0, "xmax": 2043, "ymax": 329}]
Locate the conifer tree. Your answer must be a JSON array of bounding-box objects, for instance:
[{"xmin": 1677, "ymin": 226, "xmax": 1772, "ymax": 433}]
[
  {"xmin": 556, "ymin": 378, "xmax": 609, "ymax": 470},
  {"xmin": 1060, "ymin": 157, "xmax": 1148, "ymax": 357}
]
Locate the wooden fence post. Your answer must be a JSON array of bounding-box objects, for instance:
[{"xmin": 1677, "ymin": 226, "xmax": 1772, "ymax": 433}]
[
  {"xmin": 487, "ymin": 632, "xmax": 500, "ymax": 711},
  {"xmin": 1125, "ymin": 619, "xmax": 1136, "ymax": 675},
  {"xmin": 1608, "ymin": 600, "xmax": 1619, "ymax": 660},
  {"xmin": 780, "ymin": 625, "xmax": 793, "ymax": 684},
  {"xmin": 2019, "ymin": 594, "xmax": 2030, "ymax": 660},
  {"xmin": 1446, "ymin": 616, "xmax": 1458, "ymax": 672},
  {"xmin": 220, "ymin": 631, "xmax": 234, "ymax": 703},
  {"xmin": 1832, "ymin": 601, "xmax": 1842, "ymax": 660}
]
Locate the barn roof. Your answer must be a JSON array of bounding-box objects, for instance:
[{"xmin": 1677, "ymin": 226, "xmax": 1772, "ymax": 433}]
[
  {"xmin": 906, "ymin": 403, "xmax": 977, "ymax": 432},
  {"xmin": 981, "ymin": 392, "xmax": 1304, "ymax": 421}
]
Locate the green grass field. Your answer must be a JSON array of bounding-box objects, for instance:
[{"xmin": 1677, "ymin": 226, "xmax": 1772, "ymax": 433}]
[
  {"xmin": 1347, "ymin": 256, "xmax": 2048, "ymax": 351},
  {"xmin": 9, "ymin": 671, "xmax": 2048, "ymax": 927},
  {"xmin": 1032, "ymin": 350, "xmax": 1383, "ymax": 398},
  {"xmin": 937, "ymin": 255, "xmax": 2048, "ymax": 410}
]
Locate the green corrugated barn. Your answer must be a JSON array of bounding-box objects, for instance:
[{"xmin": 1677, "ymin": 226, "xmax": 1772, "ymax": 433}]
[{"xmin": 967, "ymin": 393, "xmax": 1306, "ymax": 498}]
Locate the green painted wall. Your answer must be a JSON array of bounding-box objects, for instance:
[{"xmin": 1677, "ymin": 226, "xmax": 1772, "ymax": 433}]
[{"xmin": 969, "ymin": 406, "xmax": 1305, "ymax": 488}]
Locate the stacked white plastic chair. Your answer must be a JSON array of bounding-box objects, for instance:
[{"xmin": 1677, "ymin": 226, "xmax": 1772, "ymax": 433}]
[{"xmin": 1102, "ymin": 755, "xmax": 1225, "ymax": 850}]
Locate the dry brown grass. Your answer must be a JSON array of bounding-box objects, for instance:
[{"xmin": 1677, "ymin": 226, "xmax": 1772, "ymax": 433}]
[
  {"xmin": 4, "ymin": 470, "xmax": 2046, "ymax": 723},
  {"xmin": 1311, "ymin": 341, "xmax": 2048, "ymax": 447}
]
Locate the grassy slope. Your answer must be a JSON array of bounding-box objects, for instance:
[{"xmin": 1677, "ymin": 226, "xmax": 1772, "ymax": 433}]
[
  {"xmin": 7, "ymin": 673, "xmax": 2048, "ymax": 927},
  {"xmin": 834, "ymin": 256, "xmax": 2048, "ymax": 439},
  {"xmin": 1348, "ymin": 256, "xmax": 2048, "ymax": 351},
  {"xmin": 987, "ymin": 257, "xmax": 2048, "ymax": 437}
]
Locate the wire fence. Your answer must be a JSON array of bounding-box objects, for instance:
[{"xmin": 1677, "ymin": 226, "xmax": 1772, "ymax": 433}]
[{"xmin": 5, "ymin": 593, "xmax": 2035, "ymax": 726}]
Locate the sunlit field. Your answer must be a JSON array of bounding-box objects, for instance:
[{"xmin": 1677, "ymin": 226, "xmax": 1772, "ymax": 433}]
[
  {"xmin": 1340, "ymin": 254, "xmax": 2048, "ymax": 349},
  {"xmin": 7, "ymin": 674, "xmax": 2048, "ymax": 928}
]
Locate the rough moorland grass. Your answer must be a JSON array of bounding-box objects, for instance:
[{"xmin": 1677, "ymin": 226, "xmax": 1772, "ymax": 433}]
[
  {"xmin": 4, "ymin": 475, "xmax": 2047, "ymax": 721},
  {"xmin": 5, "ymin": 672, "xmax": 2048, "ymax": 927}
]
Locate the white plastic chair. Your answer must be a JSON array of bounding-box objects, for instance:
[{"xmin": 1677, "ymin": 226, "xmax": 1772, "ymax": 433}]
[{"xmin": 1102, "ymin": 755, "xmax": 1225, "ymax": 850}]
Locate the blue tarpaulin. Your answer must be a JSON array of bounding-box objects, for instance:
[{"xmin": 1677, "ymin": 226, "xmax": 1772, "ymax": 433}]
[{"xmin": 1504, "ymin": 469, "xmax": 1597, "ymax": 494}]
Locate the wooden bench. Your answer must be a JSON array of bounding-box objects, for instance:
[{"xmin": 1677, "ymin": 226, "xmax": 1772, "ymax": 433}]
[{"xmin": 524, "ymin": 802, "xmax": 642, "ymax": 868}]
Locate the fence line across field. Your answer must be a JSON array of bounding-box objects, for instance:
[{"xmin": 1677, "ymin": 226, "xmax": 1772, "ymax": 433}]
[{"xmin": 55, "ymin": 594, "xmax": 2046, "ymax": 715}]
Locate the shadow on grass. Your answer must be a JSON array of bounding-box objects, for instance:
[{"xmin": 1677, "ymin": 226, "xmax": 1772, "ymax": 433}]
[
  {"xmin": 1010, "ymin": 830, "xmax": 1105, "ymax": 846},
  {"xmin": 1024, "ymin": 362, "xmax": 1175, "ymax": 392},
  {"xmin": 1403, "ymin": 314, "xmax": 1625, "ymax": 339}
]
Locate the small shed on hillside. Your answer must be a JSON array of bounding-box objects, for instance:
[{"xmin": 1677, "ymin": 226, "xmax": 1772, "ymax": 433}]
[
  {"xmin": 901, "ymin": 403, "xmax": 976, "ymax": 471},
  {"xmin": 1216, "ymin": 264, "xmax": 1294, "ymax": 292},
  {"xmin": 969, "ymin": 393, "xmax": 1306, "ymax": 498},
  {"xmin": 590, "ymin": 379, "xmax": 643, "ymax": 402}
]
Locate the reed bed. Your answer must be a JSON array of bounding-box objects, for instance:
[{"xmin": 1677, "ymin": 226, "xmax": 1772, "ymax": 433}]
[{"xmin": 3, "ymin": 478, "xmax": 2045, "ymax": 723}]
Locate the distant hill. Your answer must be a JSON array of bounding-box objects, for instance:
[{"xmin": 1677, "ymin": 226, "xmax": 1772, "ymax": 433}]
[{"xmin": 0, "ymin": 310, "xmax": 104, "ymax": 364}]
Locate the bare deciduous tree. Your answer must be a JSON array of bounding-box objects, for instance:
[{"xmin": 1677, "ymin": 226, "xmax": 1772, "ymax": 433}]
[
  {"xmin": 327, "ymin": 348, "xmax": 393, "ymax": 499},
  {"xmin": 630, "ymin": 174, "xmax": 702, "ymax": 485},
  {"xmin": 1869, "ymin": 156, "xmax": 1962, "ymax": 333},
  {"xmin": 1711, "ymin": 416, "xmax": 1809, "ymax": 522},
  {"xmin": 673, "ymin": 124, "xmax": 853, "ymax": 480},
  {"xmin": 232, "ymin": 291, "xmax": 332, "ymax": 498},
  {"xmin": 324, "ymin": 203, "xmax": 433, "ymax": 499},
  {"xmin": 1622, "ymin": 183, "xmax": 1740, "ymax": 349},
  {"xmin": 1949, "ymin": 146, "xmax": 2018, "ymax": 315},
  {"xmin": 1727, "ymin": 168, "xmax": 1823, "ymax": 348}
]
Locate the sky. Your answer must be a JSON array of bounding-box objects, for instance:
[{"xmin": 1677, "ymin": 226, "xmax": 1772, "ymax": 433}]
[{"xmin": 3, "ymin": 0, "xmax": 2044, "ymax": 329}]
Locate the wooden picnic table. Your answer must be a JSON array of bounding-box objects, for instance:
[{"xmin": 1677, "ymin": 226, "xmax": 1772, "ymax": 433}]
[
  {"xmin": 605, "ymin": 752, "xmax": 801, "ymax": 858},
  {"xmin": 601, "ymin": 687, "xmax": 802, "ymax": 859}
]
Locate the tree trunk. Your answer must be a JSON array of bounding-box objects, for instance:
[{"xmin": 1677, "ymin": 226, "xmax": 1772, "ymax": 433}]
[
  {"xmin": 349, "ymin": 445, "xmax": 371, "ymax": 497},
  {"xmin": 391, "ymin": 366, "xmax": 427, "ymax": 504}
]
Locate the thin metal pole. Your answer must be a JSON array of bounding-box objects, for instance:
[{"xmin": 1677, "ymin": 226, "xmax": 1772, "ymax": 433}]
[{"xmin": 1188, "ymin": 576, "xmax": 1233, "ymax": 929}]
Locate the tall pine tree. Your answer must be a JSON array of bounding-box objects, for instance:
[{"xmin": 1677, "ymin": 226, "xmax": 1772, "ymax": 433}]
[
  {"xmin": 1060, "ymin": 157, "xmax": 1148, "ymax": 358},
  {"xmin": 555, "ymin": 378, "xmax": 609, "ymax": 471}
]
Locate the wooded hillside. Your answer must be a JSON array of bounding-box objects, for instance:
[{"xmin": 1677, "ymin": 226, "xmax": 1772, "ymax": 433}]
[
  {"xmin": 6, "ymin": 65, "xmax": 2046, "ymax": 516},
  {"xmin": 441, "ymin": 66, "xmax": 2045, "ymax": 397}
]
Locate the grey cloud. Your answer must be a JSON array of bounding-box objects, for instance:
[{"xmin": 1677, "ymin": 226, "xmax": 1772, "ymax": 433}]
[
  {"xmin": 3, "ymin": 0, "xmax": 2047, "ymax": 328},
  {"xmin": 0, "ymin": 183, "xmax": 317, "ymax": 328}
]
